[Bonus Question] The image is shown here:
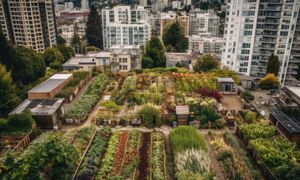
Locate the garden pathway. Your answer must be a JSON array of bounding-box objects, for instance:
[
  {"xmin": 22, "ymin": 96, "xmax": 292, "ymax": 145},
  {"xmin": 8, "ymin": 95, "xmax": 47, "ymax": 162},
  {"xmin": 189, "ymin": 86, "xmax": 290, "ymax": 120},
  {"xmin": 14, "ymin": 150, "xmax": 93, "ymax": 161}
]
[
  {"xmin": 63, "ymin": 78, "xmax": 94, "ymax": 112},
  {"xmin": 202, "ymin": 132, "xmax": 226, "ymax": 180}
]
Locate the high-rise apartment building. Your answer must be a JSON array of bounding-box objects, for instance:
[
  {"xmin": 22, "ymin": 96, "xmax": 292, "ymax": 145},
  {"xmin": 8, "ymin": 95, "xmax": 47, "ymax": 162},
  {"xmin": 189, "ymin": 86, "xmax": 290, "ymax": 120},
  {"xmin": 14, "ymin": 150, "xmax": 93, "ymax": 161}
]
[
  {"xmin": 102, "ymin": 5, "xmax": 151, "ymax": 50},
  {"xmin": 222, "ymin": 0, "xmax": 300, "ymax": 85},
  {"xmin": 189, "ymin": 9, "xmax": 220, "ymax": 37},
  {"xmin": 0, "ymin": 0, "xmax": 57, "ymax": 52}
]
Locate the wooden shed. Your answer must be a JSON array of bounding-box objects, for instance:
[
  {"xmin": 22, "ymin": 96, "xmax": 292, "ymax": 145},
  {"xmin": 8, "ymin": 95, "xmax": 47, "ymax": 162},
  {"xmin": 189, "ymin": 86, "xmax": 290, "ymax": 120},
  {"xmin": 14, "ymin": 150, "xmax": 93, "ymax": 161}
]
[{"xmin": 176, "ymin": 106, "xmax": 190, "ymax": 125}]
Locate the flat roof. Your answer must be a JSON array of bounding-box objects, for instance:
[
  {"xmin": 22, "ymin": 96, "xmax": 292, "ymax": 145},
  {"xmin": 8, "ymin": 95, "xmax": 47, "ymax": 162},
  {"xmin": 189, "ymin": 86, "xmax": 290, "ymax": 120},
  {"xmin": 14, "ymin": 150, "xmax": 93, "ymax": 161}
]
[
  {"xmin": 217, "ymin": 77, "xmax": 234, "ymax": 83},
  {"xmin": 285, "ymin": 86, "xmax": 300, "ymax": 98},
  {"xmin": 271, "ymin": 110, "xmax": 300, "ymax": 134},
  {"xmin": 28, "ymin": 74, "xmax": 72, "ymax": 93},
  {"xmin": 9, "ymin": 98, "xmax": 64, "ymax": 116}
]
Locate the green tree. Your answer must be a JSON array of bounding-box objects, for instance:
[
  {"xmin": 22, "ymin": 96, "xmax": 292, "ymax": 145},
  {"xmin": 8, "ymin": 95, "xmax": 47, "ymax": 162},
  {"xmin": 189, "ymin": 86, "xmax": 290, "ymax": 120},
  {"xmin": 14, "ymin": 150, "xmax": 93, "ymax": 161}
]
[
  {"xmin": 43, "ymin": 47, "xmax": 64, "ymax": 68},
  {"xmin": 71, "ymin": 23, "xmax": 82, "ymax": 53},
  {"xmin": 139, "ymin": 105, "xmax": 161, "ymax": 128},
  {"xmin": 6, "ymin": 109, "xmax": 34, "ymax": 132},
  {"xmin": 57, "ymin": 35, "xmax": 66, "ymax": 45},
  {"xmin": 0, "ymin": 64, "xmax": 19, "ymax": 116},
  {"xmin": 142, "ymin": 36, "xmax": 166, "ymax": 68},
  {"xmin": 12, "ymin": 47, "xmax": 46, "ymax": 85},
  {"xmin": 194, "ymin": 54, "xmax": 219, "ymax": 72},
  {"xmin": 163, "ymin": 21, "xmax": 188, "ymax": 52},
  {"xmin": 55, "ymin": 45, "xmax": 75, "ymax": 61},
  {"xmin": 86, "ymin": 5, "xmax": 103, "ymax": 49},
  {"xmin": 266, "ymin": 53, "xmax": 280, "ymax": 76},
  {"xmin": 0, "ymin": 28, "xmax": 14, "ymax": 69}
]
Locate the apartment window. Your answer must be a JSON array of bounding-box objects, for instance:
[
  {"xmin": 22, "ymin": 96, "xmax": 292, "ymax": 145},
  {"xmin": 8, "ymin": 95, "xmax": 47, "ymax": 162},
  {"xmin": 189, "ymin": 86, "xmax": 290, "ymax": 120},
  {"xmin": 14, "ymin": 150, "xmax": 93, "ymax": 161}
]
[
  {"xmin": 123, "ymin": 58, "xmax": 127, "ymax": 63},
  {"xmin": 244, "ymin": 31, "xmax": 252, "ymax": 36},
  {"xmin": 242, "ymin": 43, "xmax": 251, "ymax": 48},
  {"xmin": 123, "ymin": 65, "xmax": 127, "ymax": 70}
]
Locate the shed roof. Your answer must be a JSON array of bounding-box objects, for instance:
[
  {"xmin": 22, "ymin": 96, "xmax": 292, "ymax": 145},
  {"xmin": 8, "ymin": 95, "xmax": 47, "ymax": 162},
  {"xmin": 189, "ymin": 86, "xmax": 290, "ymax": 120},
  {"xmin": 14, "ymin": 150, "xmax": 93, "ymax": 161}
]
[
  {"xmin": 9, "ymin": 98, "xmax": 64, "ymax": 116},
  {"xmin": 176, "ymin": 106, "xmax": 189, "ymax": 115},
  {"xmin": 217, "ymin": 77, "xmax": 234, "ymax": 83},
  {"xmin": 271, "ymin": 110, "xmax": 300, "ymax": 134},
  {"xmin": 28, "ymin": 74, "xmax": 72, "ymax": 93}
]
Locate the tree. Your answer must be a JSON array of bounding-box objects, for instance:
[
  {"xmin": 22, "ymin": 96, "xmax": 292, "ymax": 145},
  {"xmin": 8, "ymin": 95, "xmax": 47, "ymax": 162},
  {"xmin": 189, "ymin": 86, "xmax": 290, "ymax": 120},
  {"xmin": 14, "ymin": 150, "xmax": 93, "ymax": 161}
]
[
  {"xmin": 0, "ymin": 64, "xmax": 19, "ymax": 116},
  {"xmin": 163, "ymin": 21, "xmax": 188, "ymax": 52},
  {"xmin": 0, "ymin": 28, "xmax": 14, "ymax": 69},
  {"xmin": 142, "ymin": 36, "xmax": 166, "ymax": 68},
  {"xmin": 71, "ymin": 23, "xmax": 82, "ymax": 53},
  {"xmin": 266, "ymin": 54, "xmax": 280, "ymax": 76},
  {"xmin": 43, "ymin": 47, "xmax": 64, "ymax": 68},
  {"xmin": 56, "ymin": 35, "xmax": 66, "ymax": 45},
  {"xmin": 86, "ymin": 5, "xmax": 103, "ymax": 49},
  {"xmin": 194, "ymin": 54, "xmax": 219, "ymax": 72},
  {"xmin": 139, "ymin": 105, "xmax": 161, "ymax": 128},
  {"xmin": 259, "ymin": 73, "xmax": 280, "ymax": 89},
  {"xmin": 55, "ymin": 45, "xmax": 75, "ymax": 61},
  {"xmin": 12, "ymin": 47, "xmax": 46, "ymax": 85}
]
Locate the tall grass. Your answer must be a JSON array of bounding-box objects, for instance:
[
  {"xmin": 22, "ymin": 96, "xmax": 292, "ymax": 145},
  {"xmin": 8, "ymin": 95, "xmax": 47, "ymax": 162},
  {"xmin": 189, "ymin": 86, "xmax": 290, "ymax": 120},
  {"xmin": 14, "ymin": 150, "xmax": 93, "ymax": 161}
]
[{"xmin": 169, "ymin": 126, "xmax": 207, "ymax": 155}]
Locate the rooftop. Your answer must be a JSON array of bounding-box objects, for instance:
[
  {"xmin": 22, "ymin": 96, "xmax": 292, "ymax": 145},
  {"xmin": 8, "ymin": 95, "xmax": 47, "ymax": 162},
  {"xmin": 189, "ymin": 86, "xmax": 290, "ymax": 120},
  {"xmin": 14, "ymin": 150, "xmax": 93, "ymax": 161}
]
[
  {"xmin": 10, "ymin": 98, "xmax": 64, "ymax": 116},
  {"xmin": 28, "ymin": 74, "xmax": 72, "ymax": 93},
  {"xmin": 284, "ymin": 86, "xmax": 300, "ymax": 98},
  {"xmin": 217, "ymin": 77, "xmax": 235, "ymax": 83},
  {"xmin": 271, "ymin": 110, "xmax": 300, "ymax": 134},
  {"xmin": 176, "ymin": 106, "xmax": 189, "ymax": 115}
]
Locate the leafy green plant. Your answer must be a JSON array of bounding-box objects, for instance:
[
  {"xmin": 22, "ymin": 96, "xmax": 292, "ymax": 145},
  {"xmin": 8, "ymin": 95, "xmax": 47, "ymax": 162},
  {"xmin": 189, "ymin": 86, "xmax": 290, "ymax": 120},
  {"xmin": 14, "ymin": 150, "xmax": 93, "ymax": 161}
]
[
  {"xmin": 65, "ymin": 74, "xmax": 108, "ymax": 122},
  {"xmin": 96, "ymin": 131, "xmax": 121, "ymax": 179},
  {"xmin": 0, "ymin": 133, "xmax": 79, "ymax": 179},
  {"xmin": 239, "ymin": 124, "xmax": 277, "ymax": 140},
  {"xmin": 243, "ymin": 110, "xmax": 257, "ymax": 123},
  {"xmin": 76, "ymin": 128, "xmax": 112, "ymax": 180},
  {"xmin": 151, "ymin": 132, "xmax": 167, "ymax": 180}
]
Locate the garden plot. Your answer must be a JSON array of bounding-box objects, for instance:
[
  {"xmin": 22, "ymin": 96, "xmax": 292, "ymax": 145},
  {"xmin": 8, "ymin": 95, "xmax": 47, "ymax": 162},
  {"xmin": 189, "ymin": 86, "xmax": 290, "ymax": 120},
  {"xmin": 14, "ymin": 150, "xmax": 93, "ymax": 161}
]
[
  {"xmin": 235, "ymin": 109, "xmax": 300, "ymax": 179},
  {"xmin": 81, "ymin": 129, "xmax": 168, "ymax": 180}
]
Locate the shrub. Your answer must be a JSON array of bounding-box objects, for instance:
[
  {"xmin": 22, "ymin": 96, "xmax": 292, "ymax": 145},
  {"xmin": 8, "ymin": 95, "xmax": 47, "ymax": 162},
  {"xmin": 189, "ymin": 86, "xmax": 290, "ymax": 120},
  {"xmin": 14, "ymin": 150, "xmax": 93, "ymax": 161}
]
[
  {"xmin": 100, "ymin": 101, "xmax": 121, "ymax": 113},
  {"xmin": 0, "ymin": 110, "xmax": 34, "ymax": 135},
  {"xmin": 139, "ymin": 105, "xmax": 161, "ymax": 128},
  {"xmin": 195, "ymin": 88, "xmax": 223, "ymax": 102},
  {"xmin": 259, "ymin": 73, "xmax": 280, "ymax": 89},
  {"xmin": 244, "ymin": 91, "xmax": 254, "ymax": 101},
  {"xmin": 243, "ymin": 110, "xmax": 257, "ymax": 123}
]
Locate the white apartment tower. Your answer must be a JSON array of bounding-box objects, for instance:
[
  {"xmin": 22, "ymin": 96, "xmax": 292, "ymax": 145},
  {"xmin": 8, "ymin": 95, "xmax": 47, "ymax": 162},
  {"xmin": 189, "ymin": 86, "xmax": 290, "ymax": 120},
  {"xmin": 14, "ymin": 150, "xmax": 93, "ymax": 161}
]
[
  {"xmin": 102, "ymin": 5, "xmax": 151, "ymax": 50},
  {"xmin": 222, "ymin": 0, "xmax": 300, "ymax": 85},
  {"xmin": 0, "ymin": 0, "xmax": 57, "ymax": 52},
  {"xmin": 189, "ymin": 9, "xmax": 220, "ymax": 37}
]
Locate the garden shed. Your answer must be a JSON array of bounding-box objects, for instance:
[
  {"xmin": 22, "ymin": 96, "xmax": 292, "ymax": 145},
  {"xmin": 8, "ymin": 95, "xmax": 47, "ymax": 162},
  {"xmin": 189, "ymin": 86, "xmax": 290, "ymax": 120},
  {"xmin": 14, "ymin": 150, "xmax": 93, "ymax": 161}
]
[
  {"xmin": 9, "ymin": 98, "xmax": 65, "ymax": 129},
  {"xmin": 217, "ymin": 77, "xmax": 236, "ymax": 94},
  {"xmin": 176, "ymin": 106, "xmax": 190, "ymax": 125}
]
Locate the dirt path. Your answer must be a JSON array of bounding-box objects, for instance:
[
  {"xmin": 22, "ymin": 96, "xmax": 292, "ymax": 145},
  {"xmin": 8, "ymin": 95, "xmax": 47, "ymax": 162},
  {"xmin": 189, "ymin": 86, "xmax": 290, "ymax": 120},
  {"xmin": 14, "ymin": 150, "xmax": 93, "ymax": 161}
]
[
  {"xmin": 203, "ymin": 134, "xmax": 226, "ymax": 180},
  {"xmin": 137, "ymin": 132, "xmax": 151, "ymax": 180},
  {"xmin": 163, "ymin": 131, "xmax": 175, "ymax": 180}
]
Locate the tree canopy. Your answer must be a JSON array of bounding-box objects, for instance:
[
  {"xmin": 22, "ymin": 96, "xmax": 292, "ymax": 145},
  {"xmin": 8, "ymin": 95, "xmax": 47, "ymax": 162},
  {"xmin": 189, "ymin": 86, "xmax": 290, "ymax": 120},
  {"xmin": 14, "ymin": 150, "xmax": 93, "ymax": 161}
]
[
  {"xmin": 266, "ymin": 53, "xmax": 280, "ymax": 76},
  {"xmin": 0, "ymin": 64, "xmax": 19, "ymax": 116},
  {"xmin": 86, "ymin": 5, "xmax": 103, "ymax": 49},
  {"xmin": 194, "ymin": 54, "xmax": 220, "ymax": 72},
  {"xmin": 142, "ymin": 36, "xmax": 166, "ymax": 68},
  {"xmin": 44, "ymin": 47, "xmax": 64, "ymax": 68},
  {"xmin": 162, "ymin": 21, "xmax": 188, "ymax": 52}
]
